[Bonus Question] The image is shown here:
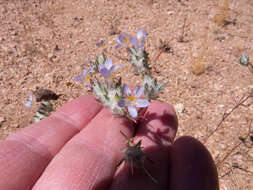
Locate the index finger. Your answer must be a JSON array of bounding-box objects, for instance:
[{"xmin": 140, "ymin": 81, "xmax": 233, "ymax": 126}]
[{"xmin": 0, "ymin": 94, "xmax": 102, "ymax": 190}]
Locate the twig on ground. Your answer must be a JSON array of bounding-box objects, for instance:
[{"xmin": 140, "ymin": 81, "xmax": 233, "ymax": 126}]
[
  {"xmin": 178, "ymin": 17, "xmax": 189, "ymax": 43},
  {"xmin": 204, "ymin": 91, "xmax": 253, "ymax": 143},
  {"xmin": 232, "ymin": 163, "xmax": 253, "ymax": 175},
  {"xmin": 216, "ymin": 119, "xmax": 252, "ymax": 168}
]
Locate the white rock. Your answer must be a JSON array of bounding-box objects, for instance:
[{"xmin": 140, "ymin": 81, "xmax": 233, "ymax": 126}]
[
  {"xmin": 0, "ymin": 116, "xmax": 5, "ymax": 125},
  {"xmin": 218, "ymin": 104, "xmax": 225, "ymax": 108},
  {"xmin": 175, "ymin": 103, "xmax": 185, "ymax": 113}
]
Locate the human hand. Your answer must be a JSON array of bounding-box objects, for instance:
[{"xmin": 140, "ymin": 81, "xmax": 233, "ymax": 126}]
[{"xmin": 0, "ymin": 95, "xmax": 219, "ymax": 190}]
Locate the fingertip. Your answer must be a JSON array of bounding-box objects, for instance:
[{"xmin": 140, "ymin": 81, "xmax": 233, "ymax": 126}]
[
  {"xmin": 138, "ymin": 101, "xmax": 178, "ymax": 146},
  {"xmin": 170, "ymin": 136, "xmax": 219, "ymax": 190}
]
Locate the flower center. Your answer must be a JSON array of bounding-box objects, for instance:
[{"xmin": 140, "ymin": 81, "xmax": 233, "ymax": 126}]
[
  {"xmin": 127, "ymin": 96, "xmax": 136, "ymax": 102},
  {"xmin": 32, "ymin": 102, "xmax": 37, "ymax": 108},
  {"xmin": 85, "ymin": 74, "xmax": 91, "ymax": 82}
]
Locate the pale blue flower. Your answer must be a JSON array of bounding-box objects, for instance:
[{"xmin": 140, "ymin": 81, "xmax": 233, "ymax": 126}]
[
  {"xmin": 118, "ymin": 85, "xmax": 150, "ymax": 118},
  {"xmin": 130, "ymin": 29, "xmax": 147, "ymax": 49},
  {"xmin": 96, "ymin": 40, "xmax": 105, "ymax": 49},
  {"xmin": 115, "ymin": 33, "xmax": 128, "ymax": 49},
  {"xmin": 98, "ymin": 58, "xmax": 122, "ymax": 81},
  {"xmin": 73, "ymin": 68, "xmax": 91, "ymax": 84},
  {"xmin": 24, "ymin": 94, "xmax": 37, "ymax": 109}
]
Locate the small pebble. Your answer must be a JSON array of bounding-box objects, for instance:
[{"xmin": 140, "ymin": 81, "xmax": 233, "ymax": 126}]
[
  {"xmin": 239, "ymin": 54, "xmax": 249, "ymax": 66},
  {"xmin": 34, "ymin": 88, "xmax": 60, "ymax": 102},
  {"xmin": 174, "ymin": 103, "xmax": 185, "ymax": 113}
]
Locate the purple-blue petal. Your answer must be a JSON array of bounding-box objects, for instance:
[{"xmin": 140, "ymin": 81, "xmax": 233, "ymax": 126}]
[
  {"xmin": 119, "ymin": 34, "xmax": 126, "ymax": 43},
  {"xmin": 143, "ymin": 31, "xmax": 147, "ymax": 39},
  {"xmin": 116, "ymin": 33, "xmax": 128, "ymax": 49},
  {"xmin": 123, "ymin": 85, "xmax": 131, "ymax": 96},
  {"xmin": 98, "ymin": 63, "xmax": 104, "ymax": 72},
  {"xmin": 110, "ymin": 64, "xmax": 122, "ymax": 72},
  {"xmin": 100, "ymin": 68, "xmax": 111, "ymax": 78},
  {"xmin": 137, "ymin": 29, "xmax": 147, "ymax": 39},
  {"xmin": 129, "ymin": 37, "xmax": 138, "ymax": 48},
  {"xmin": 115, "ymin": 44, "xmax": 122, "ymax": 50},
  {"xmin": 136, "ymin": 99, "xmax": 150, "ymax": 108},
  {"xmin": 104, "ymin": 58, "xmax": 112, "ymax": 70},
  {"xmin": 73, "ymin": 74, "xmax": 83, "ymax": 82},
  {"xmin": 83, "ymin": 68, "xmax": 91, "ymax": 78},
  {"xmin": 133, "ymin": 86, "xmax": 143, "ymax": 97},
  {"xmin": 24, "ymin": 101, "xmax": 32, "ymax": 108},
  {"xmin": 28, "ymin": 94, "xmax": 33, "ymax": 101},
  {"xmin": 128, "ymin": 106, "xmax": 138, "ymax": 118},
  {"xmin": 137, "ymin": 29, "xmax": 143, "ymax": 39},
  {"xmin": 96, "ymin": 40, "xmax": 104, "ymax": 48},
  {"xmin": 118, "ymin": 99, "xmax": 127, "ymax": 107},
  {"xmin": 116, "ymin": 35, "xmax": 122, "ymax": 43}
]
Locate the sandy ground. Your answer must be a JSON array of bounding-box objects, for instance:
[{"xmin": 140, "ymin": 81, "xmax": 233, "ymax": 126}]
[{"xmin": 0, "ymin": 0, "xmax": 253, "ymax": 189}]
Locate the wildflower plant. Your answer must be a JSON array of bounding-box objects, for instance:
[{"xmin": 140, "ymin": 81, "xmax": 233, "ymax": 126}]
[
  {"xmin": 71, "ymin": 28, "xmax": 165, "ymax": 120},
  {"xmin": 24, "ymin": 29, "xmax": 165, "ymax": 184},
  {"xmin": 24, "ymin": 94, "xmax": 54, "ymax": 123},
  {"xmin": 24, "ymin": 29, "xmax": 164, "ymax": 122}
]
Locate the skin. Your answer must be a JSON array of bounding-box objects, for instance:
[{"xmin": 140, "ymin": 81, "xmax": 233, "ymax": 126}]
[{"xmin": 0, "ymin": 94, "xmax": 219, "ymax": 190}]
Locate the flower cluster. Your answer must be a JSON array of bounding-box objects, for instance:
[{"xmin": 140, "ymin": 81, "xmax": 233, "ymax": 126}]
[
  {"xmin": 24, "ymin": 29, "xmax": 165, "ymax": 183},
  {"xmin": 25, "ymin": 29, "xmax": 165, "ymax": 121},
  {"xmin": 72, "ymin": 29, "xmax": 164, "ymax": 119}
]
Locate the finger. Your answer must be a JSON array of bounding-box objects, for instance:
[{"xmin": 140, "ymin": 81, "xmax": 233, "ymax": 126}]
[
  {"xmin": 0, "ymin": 95, "xmax": 102, "ymax": 190},
  {"xmin": 110, "ymin": 101, "xmax": 178, "ymax": 190},
  {"xmin": 32, "ymin": 108, "xmax": 134, "ymax": 190},
  {"xmin": 170, "ymin": 136, "xmax": 219, "ymax": 190}
]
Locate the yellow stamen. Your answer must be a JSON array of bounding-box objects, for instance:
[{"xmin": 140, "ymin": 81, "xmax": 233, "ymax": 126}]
[
  {"xmin": 85, "ymin": 74, "xmax": 91, "ymax": 82},
  {"xmin": 127, "ymin": 96, "xmax": 136, "ymax": 102},
  {"xmin": 123, "ymin": 39, "xmax": 127, "ymax": 44},
  {"xmin": 32, "ymin": 101, "xmax": 37, "ymax": 108}
]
